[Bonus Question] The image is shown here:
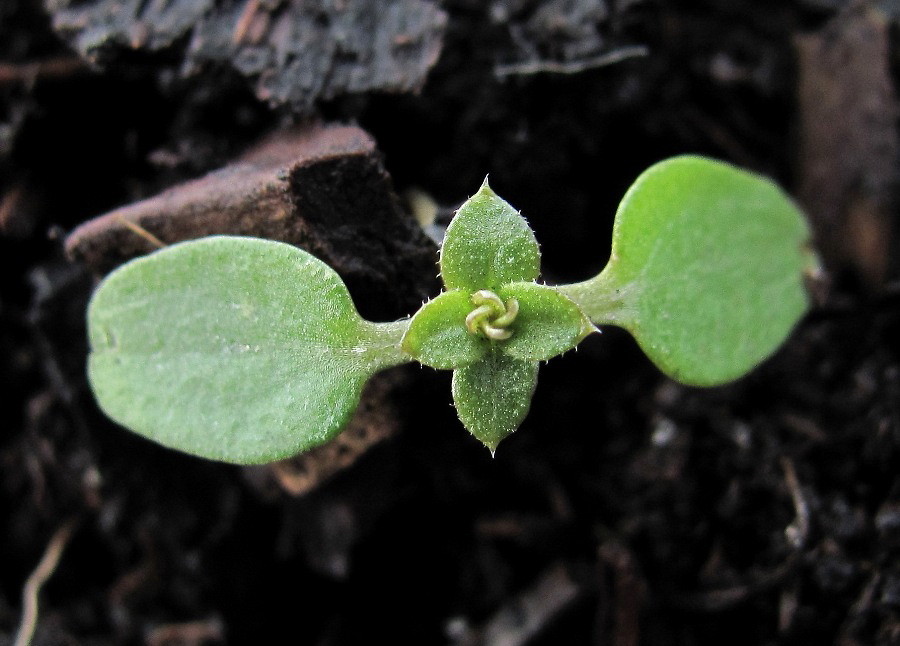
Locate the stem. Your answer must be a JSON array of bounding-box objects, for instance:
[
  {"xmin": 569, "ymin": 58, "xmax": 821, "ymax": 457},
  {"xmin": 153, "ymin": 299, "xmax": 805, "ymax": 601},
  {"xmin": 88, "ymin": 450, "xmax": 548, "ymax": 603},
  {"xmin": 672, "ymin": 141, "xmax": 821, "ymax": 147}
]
[
  {"xmin": 556, "ymin": 269, "xmax": 634, "ymax": 326},
  {"xmin": 362, "ymin": 318, "xmax": 413, "ymax": 370}
]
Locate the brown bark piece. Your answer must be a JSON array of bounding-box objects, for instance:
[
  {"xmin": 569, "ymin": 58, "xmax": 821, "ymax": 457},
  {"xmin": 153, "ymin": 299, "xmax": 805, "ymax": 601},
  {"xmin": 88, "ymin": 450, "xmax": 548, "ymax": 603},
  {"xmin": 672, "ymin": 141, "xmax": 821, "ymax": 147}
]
[
  {"xmin": 795, "ymin": 3, "xmax": 899, "ymax": 287},
  {"xmin": 65, "ymin": 122, "xmax": 438, "ymax": 320},
  {"xmin": 46, "ymin": 0, "xmax": 214, "ymax": 56},
  {"xmin": 189, "ymin": 0, "xmax": 446, "ymax": 110},
  {"xmin": 47, "ymin": 0, "xmax": 447, "ymax": 112}
]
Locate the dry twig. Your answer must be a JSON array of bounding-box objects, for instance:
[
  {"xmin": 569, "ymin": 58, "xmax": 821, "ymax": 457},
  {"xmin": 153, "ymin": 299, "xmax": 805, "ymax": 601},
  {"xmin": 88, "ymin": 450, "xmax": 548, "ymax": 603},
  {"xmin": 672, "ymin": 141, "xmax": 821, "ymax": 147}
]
[
  {"xmin": 115, "ymin": 215, "xmax": 166, "ymax": 249},
  {"xmin": 494, "ymin": 46, "xmax": 649, "ymax": 79},
  {"xmin": 0, "ymin": 58, "xmax": 86, "ymax": 87},
  {"xmin": 14, "ymin": 518, "xmax": 78, "ymax": 646},
  {"xmin": 145, "ymin": 618, "xmax": 225, "ymax": 646},
  {"xmin": 781, "ymin": 456, "xmax": 811, "ymax": 549}
]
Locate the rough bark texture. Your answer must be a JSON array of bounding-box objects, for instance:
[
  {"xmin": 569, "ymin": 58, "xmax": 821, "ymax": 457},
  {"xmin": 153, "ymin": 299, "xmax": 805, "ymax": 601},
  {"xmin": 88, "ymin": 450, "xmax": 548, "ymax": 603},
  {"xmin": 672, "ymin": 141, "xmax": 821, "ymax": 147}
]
[
  {"xmin": 796, "ymin": 3, "xmax": 899, "ymax": 287},
  {"xmin": 46, "ymin": 0, "xmax": 447, "ymax": 112},
  {"xmin": 65, "ymin": 122, "xmax": 439, "ymax": 320}
]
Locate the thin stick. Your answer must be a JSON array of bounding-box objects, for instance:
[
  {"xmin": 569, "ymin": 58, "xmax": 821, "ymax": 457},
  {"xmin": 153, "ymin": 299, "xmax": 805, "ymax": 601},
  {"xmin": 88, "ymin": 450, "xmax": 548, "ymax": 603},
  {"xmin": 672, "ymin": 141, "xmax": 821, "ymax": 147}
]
[
  {"xmin": 115, "ymin": 215, "xmax": 166, "ymax": 249},
  {"xmin": 14, "ymin": 518, "xmax": 78, "ymax": 646},
  {"xmin": 0, "ymin": 185, "xmax": 24, "ymax": 231},
  {"xmin": 0, "ymin": 58, "xmax": 86, "ymax": 86},
  {"xmin": 494, "ymin": 46, "xmax": 649, "ymax": 79},
  {"xmin": 232, "ymin": 0, "xmax": 261, "ymax": 45},
  {"xmin": 781, "ymin": 457, "xmax": 811, "ymax": 549}
]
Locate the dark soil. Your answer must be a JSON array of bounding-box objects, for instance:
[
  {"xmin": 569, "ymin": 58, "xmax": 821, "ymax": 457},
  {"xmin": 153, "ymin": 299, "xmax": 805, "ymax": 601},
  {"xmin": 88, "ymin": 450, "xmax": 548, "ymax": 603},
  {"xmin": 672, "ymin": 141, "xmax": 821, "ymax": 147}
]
[{"xmin": 2, "ymin": 1, "xmax": 899, "ymax": 645}]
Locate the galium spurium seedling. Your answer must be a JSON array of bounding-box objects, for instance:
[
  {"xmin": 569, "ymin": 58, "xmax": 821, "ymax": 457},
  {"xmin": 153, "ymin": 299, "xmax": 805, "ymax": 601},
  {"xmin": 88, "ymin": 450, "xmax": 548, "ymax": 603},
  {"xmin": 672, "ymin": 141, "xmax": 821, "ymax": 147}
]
[{"xmin": 87, "ymin": 156, "xmax": 818, "ymax": 463}]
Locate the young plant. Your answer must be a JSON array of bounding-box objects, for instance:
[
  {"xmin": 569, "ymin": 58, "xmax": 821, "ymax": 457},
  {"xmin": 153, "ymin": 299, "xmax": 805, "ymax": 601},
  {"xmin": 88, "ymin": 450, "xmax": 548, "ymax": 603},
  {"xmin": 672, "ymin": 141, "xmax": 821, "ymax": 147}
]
[{"xmin": 86, "ymin": 156, "xmax": 817, "ymax": 463}]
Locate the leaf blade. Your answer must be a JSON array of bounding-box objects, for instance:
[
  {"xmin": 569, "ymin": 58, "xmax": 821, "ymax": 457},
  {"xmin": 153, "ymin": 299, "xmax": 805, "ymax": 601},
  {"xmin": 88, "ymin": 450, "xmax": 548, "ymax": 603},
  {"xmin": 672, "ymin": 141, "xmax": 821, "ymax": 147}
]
[
  {"xmin": 451, "ymin": 352, "xmax": 538, "ymax": 452},
  {"xmin": 88, "ymin": 236, "xmax": 404, "ymax": 464},
  {"xmin": 563, "ymin": 156, "xmax": 816, "ymax": 386},
  {"xmin": 440, "ymin": 180, "xmax": 541, "ymax": 292},
  {"xmin": 401, "ymin": 289, "xmax": 490, "ymax": 369},
  {"xmin": 497, "ymin": 282, "xmax": 595, "ymax": 361}
]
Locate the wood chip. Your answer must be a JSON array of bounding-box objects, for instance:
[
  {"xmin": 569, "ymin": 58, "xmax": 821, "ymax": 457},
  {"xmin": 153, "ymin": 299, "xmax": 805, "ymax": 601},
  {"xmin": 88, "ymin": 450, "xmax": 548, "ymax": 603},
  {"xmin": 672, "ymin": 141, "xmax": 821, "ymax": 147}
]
[
  {"xmin": 795, "ymin": 3, "xmax": 900, "ymax": 286},
  {"xmin": 65, "ymin": 122, "xmax": 438, "ymax": 320}
]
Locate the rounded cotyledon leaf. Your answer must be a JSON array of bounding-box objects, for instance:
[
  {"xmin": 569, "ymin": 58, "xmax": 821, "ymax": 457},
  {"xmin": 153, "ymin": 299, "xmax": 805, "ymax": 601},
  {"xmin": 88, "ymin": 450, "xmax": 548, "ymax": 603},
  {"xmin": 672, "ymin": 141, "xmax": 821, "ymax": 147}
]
[
  {"xmin": 440, "ymin": 179, "xmax": 540, "ymax": 292},
  {"xmin": 560, "ymin": 155, "xmax": 818, "ymax": 386},
  {"xmin": 87, "ymin": 236, "xmax": 409, "ymax": 464}
]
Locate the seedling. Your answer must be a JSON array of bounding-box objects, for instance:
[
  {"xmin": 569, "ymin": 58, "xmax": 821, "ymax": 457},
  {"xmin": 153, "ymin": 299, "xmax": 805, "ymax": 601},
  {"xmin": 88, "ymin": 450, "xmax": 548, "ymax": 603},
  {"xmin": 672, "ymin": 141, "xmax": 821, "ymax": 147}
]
[{"xmin": 86, "ymin": 156, "xmax": 817, "ymax": 463}]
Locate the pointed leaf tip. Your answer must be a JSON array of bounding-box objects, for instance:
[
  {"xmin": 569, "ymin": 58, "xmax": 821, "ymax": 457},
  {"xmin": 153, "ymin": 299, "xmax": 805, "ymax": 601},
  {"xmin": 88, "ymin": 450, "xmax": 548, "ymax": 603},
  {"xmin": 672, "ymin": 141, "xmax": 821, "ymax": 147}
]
[
  {"xmin": 440, "ymin": 186, "xmax": 540, "ymax": 292},
  {"xmin": 451, "ymin": 352, "xmax": 538, "ymax": 450}
]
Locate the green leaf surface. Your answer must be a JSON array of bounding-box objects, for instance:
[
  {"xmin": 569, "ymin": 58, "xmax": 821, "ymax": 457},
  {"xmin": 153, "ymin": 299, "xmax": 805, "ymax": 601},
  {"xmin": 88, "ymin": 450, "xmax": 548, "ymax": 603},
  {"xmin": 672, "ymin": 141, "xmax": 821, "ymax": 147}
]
[
  {"xmin": 497, "ymin": 282, "xmax": 596, "ymax": 361},
  {"xmin": 440, "ymin": 180, "xmax": 540, "ymax": 292},
  {"xmin": 87, "ymin": 236, "xmax": 408, "ymax": 464},
  {"xmin": 561, "ymin": 155, "xmax": 816, "ymax": 386},
  {"xmin": 451, "ymin": 351, "xmax": 539, "ymax": 452},
  {"xmin": 402, "ymin": 289, "xmax": 489, "ymax": 369}
]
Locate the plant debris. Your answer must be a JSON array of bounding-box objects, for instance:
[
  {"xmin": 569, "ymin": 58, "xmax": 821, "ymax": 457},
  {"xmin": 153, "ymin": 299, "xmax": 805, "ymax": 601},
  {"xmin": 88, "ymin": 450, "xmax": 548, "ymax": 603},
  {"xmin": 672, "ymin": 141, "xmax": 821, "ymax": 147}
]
[{"xmin": 47, "ymin": 0, "xmax": 448, "ymax": 112}]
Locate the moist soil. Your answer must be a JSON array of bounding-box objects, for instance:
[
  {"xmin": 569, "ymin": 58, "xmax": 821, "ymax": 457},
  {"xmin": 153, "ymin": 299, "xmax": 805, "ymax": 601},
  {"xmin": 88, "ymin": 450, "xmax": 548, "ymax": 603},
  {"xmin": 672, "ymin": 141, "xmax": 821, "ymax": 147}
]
[{"xmin": 2, "ymin": 1, "xmax": 899, "ymax": 645}]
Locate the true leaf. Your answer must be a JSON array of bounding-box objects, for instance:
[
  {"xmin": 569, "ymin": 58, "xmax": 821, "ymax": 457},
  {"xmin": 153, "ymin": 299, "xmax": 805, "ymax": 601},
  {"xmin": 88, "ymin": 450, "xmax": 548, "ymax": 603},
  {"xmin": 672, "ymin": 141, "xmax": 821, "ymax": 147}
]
[
  {"xmin": 402, "ymin": 289, "xmax": 489, "ymax": 369},
  {"xmin": 440, "ymin": 179, "xmax": 540, "ymax": 292},
  {"xmin": 451, "ymin": 351, "xmax": 539, "ymax": 452},
  {"xmin": 87, "ymin": 236, "xmax": 409, "ymax": 464},
  {"xmin": 561, "ymin": 155, "xmax": 817, "ymax": 386},
  {"xmin": 497, "ymin": 282, "xmax": 596, "ymax": 361}
]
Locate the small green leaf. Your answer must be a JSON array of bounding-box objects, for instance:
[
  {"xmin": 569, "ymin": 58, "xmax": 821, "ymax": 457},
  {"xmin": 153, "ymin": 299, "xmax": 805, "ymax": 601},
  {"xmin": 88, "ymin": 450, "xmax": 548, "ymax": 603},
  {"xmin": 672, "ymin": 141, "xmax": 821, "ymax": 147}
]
[
  {"xmin": 451, "ymin": 351, "xmax": 539, "ymax": 452},
  {"xmin": 497, "ymin": 282, "xmax": 595, "ymax": 361},
  {"xmin": 440, "ymin": 179, "xmax": 540, "ymax": 292},
  {"xmin": 402, "ymin": 289, "xmax": 489, "ymax": 369},
  {"xmin": 561, "ymin": 155, "xmax": 817, "ymax": 386},
  {"xmin": 88, "ymin": 236, "xmax": 409, "ymax": 464}
]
